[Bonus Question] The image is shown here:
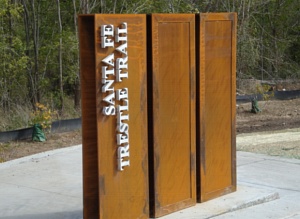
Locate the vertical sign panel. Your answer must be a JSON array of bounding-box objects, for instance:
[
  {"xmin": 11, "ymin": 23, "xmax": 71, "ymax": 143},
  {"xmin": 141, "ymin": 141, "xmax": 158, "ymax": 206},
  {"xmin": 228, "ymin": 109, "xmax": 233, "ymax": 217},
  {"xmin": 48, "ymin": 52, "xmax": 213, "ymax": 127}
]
[
  {"xmin": 149, "ymin": 14, "xmax": 196, "ymax": 218},
  {"xmin": 95, "ymin": 14, "xmax": 148, "ymax": 219},
  {"xmin": 198, "ymin": 13, "xmax": 237, "ymax": 202},
  {"xmin": 79, "ymin": 14, "xmax": 148, "ymax": 219}
]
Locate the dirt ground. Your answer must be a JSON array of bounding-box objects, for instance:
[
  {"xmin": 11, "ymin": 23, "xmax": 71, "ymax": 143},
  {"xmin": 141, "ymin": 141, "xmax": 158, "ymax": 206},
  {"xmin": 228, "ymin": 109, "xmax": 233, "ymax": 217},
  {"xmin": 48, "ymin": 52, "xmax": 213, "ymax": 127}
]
[
  {"xmin": 1, "ymin": 98, "xmax": 300, "ymax": 162},
  {"xmin": 237, "ymin": 98, "xmax": 300, "ymax": 133},
  {"xmin": 0, "ymin": 130, "xmax": 82, "ymax": 163},
  {"xmin": 236, "ymin": 98, "xmax": 300, "ymax": 159}
]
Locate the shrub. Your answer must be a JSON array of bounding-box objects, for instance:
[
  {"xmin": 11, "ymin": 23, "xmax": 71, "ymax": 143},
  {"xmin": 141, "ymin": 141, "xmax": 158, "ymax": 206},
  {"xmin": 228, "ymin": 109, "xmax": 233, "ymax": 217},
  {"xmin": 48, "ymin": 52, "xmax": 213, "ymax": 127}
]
[{"xmin": 30, "ymin": 103, "xmax": 57, "ymax": 130}]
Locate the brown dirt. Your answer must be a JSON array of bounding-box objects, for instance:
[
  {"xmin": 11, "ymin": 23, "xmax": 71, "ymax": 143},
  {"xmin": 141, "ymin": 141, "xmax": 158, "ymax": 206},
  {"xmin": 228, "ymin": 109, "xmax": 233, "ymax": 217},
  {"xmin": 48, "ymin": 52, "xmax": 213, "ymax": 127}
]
[
  {"xmin": 237, "ymin": 98, "xmax": 300, "ymax": 133},
  {"xmin": 0, "ymin": 130, "xmax": 82, "ymax": 163},
  {"xmin": 236, "ymin": 98, "xmax": 300, "ymax": 159},
  {"xmin": 1, "ymin": 98, "xmax": 300, "ymax": 163}
]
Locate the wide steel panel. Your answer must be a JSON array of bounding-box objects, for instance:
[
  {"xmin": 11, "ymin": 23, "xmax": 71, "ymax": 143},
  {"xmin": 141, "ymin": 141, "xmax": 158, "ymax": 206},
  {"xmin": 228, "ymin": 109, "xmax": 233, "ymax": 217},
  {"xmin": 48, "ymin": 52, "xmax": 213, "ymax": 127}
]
[
  {"xmin": 79, "ymin": 14, "xmax": 148, "ymax": 219},
  {"xmin": 198, "ymin": 13, "xmax": 237, "ymax": 202},
  {"xmin": 149, "ymin": 14, "xmax": 196, "ymax": 218}
]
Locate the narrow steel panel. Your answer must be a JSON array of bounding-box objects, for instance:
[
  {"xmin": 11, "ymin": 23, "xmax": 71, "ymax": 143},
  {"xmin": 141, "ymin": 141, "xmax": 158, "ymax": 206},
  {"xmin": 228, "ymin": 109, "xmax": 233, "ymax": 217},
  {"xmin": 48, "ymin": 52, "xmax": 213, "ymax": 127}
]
[
  {"xmin": 149, "ymin": 14, "xmax": 196, "ymax": 218},
  {"xmin": 198, "ymin": 13, "xmax": 237, "ymax": 202}
]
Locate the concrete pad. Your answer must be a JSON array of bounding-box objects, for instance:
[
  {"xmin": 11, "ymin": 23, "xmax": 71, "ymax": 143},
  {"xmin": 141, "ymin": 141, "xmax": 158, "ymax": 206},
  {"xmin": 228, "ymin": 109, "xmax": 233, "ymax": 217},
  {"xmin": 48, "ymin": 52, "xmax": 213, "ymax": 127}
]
[
  {"xmin": 0, "ymin": 145, "xmax": 299, "ymax": 219},
  {"xmin": 213, "ymin": 191, "xmax": 300, "ymax": 219},
  {"xmin": 0, "ymin": 211, "xmax": 82, "ymax": 219},
  {"xmin": 237, "ymin": 152, "xmax": 300, "ymax": 192},
  {"xmin": 156, "ymin": 185, "xmax": 279, "ymax": 219},
  {"xmin": 237, "ymin": 152, "xmax": 266, "ymax": 167},
  {"xmin": 0, "ymin": 183, "xmax": 82, "ymax": 219},
  {"xmin": 222, "ymin": 151, "xmax": 300, "ymax": 219},
  {"xmin": 0, "ymin": 146, "xmax": 82, "ymax": 219}
]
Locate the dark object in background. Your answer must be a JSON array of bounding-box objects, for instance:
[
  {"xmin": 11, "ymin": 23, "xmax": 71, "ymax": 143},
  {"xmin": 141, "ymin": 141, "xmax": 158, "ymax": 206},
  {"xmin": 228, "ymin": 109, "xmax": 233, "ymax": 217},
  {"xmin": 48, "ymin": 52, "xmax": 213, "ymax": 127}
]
[
  {"xmin": 32, "ymin": 124, "xmax": 46, "ymax": 142},
  {"xmin": 251, "ymin": 99, "xmax": 261, "ymax": 114}
]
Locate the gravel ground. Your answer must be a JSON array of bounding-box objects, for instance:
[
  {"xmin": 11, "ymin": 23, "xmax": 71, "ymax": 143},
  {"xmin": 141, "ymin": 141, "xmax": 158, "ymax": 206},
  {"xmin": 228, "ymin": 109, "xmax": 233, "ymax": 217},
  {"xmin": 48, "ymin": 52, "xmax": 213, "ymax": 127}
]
[{"xmin": 237, "ymin": 128, "xmax": 300, "ymax": 159}]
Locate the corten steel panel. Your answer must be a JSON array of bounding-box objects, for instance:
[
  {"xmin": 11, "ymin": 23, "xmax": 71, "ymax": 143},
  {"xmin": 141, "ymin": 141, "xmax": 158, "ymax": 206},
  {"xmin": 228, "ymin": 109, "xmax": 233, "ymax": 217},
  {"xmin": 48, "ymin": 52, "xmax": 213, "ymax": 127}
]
[
  {"xmin": 148, "ymin": 14, "xmax": 196, "ymax": 218},
  {"xmin": 197, "ymin": 13, "xmax": 237, "ymax": 202},
  {"xmin": 79, "ymin": 15, "xmax": 99, "ymax": 219},
  {"xmin": 95, "ymin": 14, "xmax": 148, "ymax": 219},
  {"xmin": 79, "ymin": 14, "xmax": 149, "ymax": 219}
]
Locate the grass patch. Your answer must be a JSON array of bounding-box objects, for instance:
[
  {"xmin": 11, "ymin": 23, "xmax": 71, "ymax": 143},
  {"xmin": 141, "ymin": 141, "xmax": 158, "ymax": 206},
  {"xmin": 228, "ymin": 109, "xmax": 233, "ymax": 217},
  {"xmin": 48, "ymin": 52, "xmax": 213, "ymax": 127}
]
[{"xmin": 0, "ymin": 96, "xmax": 81, "ymax": 132}]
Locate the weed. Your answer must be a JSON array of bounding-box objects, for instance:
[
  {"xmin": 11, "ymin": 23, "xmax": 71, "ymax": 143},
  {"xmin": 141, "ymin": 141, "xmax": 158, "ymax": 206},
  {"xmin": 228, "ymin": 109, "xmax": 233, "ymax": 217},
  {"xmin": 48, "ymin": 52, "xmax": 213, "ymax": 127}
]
[
  {"xmin": 30, "ymin": 103, "xmax": 57, "ymax": 130},
  {"xmin": 255, "ymin": 84, "xmax": 275, "ymax": 110}
]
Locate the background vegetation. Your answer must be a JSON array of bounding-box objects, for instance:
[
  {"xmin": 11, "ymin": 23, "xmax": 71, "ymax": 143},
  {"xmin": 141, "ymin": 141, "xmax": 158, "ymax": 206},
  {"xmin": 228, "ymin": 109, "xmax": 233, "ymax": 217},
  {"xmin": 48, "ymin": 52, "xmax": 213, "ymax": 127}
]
[{"xmin": 0, "ymin": 0, "xmax": 299, "ymax": 131}]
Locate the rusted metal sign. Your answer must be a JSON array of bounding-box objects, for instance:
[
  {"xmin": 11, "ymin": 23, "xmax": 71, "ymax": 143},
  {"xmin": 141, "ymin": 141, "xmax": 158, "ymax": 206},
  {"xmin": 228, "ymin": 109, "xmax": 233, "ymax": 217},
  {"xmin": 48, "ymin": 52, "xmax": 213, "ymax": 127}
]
[{"xmin": 79, "ymin": 12, "xmax": 237, "ymax": 219}]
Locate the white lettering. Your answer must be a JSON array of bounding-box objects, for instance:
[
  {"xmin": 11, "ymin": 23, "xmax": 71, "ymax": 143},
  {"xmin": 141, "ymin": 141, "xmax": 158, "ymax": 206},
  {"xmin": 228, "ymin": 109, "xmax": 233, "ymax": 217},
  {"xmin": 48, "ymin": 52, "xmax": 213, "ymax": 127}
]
[
  {"xmin": 116, "ymin": 88, "xmax": 128, "ymax": 100},
  {"xmin": 117, "ymin": 99, "xmax": 129, "ymax": 112},
  {"xmin": 102, "ymin": 53, "xmax": 114, "ymax": 67},
  {"xmin": 118, "ymin": 144, "xmax": 130, "ymax": 158},
  {"xmin": 116, "ymin": 56, "xmax": 128, "ymax": 70},
  {"xmin": 118, "ymin": 123, "xmax": 129, "ymax": 133},
  {"xmin": 116, "ymin": 68, "xmax": 128, "ymax": 82},
  {"xmin": 115, "ymin": 43, "xmax": 128, "ymax": 55},
  {"xmin": 102, "ymin": 66, "xmax": 114, "ymax": 79},
  {"xmin": 103, "ymin": 92, "xmax": 115, "ymax": 105},
  {"xmin": 101, "ymin": 25, "xmax": 114, "ymax": 48},
  {"xmin": 101, "ymin": 36, "xmax": 114, "ymax": 48},
  {"xmin": 117, "ymin": 111, "xmax": 129, "ymax": 126},
  {"xmin": 117, "ymin": 132, "xmax": 129, "ymax": 145},
  {"xmin": 101, "ymin": 24, "xmax": 114, "ymax": 36},
  {"xmin": 118, "ymin": 158, "xmax": 130, "ymax": 171},
  {"xmin": 102, "ymin": 105, "xmax": 116, "ymax": 116},
  {"xmin": 100, "ymin": 22, "xmax": 131, "ymax": 171},
  {"xmin": 101, "ymin": 79, "xmax": 114, "ymax": 93},
  {"xmin": 115, "ymin": 22, "xmax": 127, "ymax": 42}
]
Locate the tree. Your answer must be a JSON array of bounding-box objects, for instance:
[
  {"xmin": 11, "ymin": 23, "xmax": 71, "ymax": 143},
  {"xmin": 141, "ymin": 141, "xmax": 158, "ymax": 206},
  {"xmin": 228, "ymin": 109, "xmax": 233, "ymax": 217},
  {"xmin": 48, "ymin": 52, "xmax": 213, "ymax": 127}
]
[
  {"xmin": 0, "ymin": 0, "xmax": 28, "ymax": 113},
  {"xmin": 1, "ymin": 0, "xmax": 300, "ymax": 131},
  {"xmin": 56, "ymin": 0, "xmax": 64, "ymax": 113}
]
